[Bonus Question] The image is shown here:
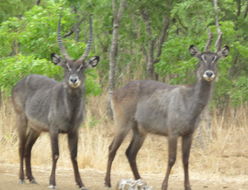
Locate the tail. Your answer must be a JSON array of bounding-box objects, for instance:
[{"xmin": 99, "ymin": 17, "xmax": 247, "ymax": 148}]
[{"xmin": 106, "ymin": 90, "xmax": 114, "ymax": 120}]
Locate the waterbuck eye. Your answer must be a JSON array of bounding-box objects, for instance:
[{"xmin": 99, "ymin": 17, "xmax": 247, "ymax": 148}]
[
  {"xmin": 211, "ymin": 56, "xmax": 217, "ymax": 63},
  {"xmin": 65, "ymin": 63, "xmax": 72, "ymax": 72},
  {"xmin": 201, "ymin": 55, "xmax": 208, "ymax": 64},
  {"xmin": 76, "ymin": 64, "xmax": 84, "ymax": 72}
]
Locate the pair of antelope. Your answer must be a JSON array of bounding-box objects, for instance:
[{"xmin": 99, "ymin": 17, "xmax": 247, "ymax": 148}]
[{"xmin": 12, "ymin": 17, "xmax": 229, "ymax": 190}]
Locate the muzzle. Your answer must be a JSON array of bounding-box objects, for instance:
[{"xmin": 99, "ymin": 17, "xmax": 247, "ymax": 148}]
[
  {"xmin": 203, "ymin": 70, "xmax": 215, "ymax": 82},
  {"xmin": 69, "ymin": 75, "xmax": 81, "ymax": 88}
]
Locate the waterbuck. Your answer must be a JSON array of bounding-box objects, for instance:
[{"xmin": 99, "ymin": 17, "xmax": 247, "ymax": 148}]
[
  {"xmin": 12, "ymin": 16, "xmax": 100, "ymax": 190},
  {"xmin": 104, "ymin": 42, "xmax": 229, "ymax": 189}
]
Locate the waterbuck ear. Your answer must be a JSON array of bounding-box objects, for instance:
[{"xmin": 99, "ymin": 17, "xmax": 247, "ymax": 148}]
[
  {"xmin": 189, "ymin": 45, "xmax": 201, "ymax": 57},
  {"xmin": 51, "ymin": 53, "xmax": 62, "ymax": 65},
  {"xmin": 85, "ymin": 56, "xmax": 100, "ymax": 68},
  {"xmin": 217, "ymin": 45, "xmax": 229, "ymax": 58}
]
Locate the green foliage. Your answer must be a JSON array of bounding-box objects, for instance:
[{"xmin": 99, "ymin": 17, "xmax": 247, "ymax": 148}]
[
  {"xmin": 155, "ymin": 0, "xmax": 248, "ymax": 107},
  {"xmin": 0, "ymin": 1, "xmax": 101, "ymax": 97},
  {"xmin": 155, "ymin": 37, "xmax": 195, "ymax": 84},
  {"xmin": 0, "ymin": 0, "xmax": 36, "ymax": 23},
  {"xmin": 229, "ymin": 76, "xmax": 248, "ymax": 106},
  {"xmin": 171, "ymin": 0, "xmax": 214, "ymax": 34},
  {"xmin": 85, "ymin": 69, "xmax": 102, "ymax": 96},
  {"xmin": 0, "ymin": 54, "xmax": 101, "ymax": 96},
  {"xmin": 0, "ymin": 54, "xmax": 61, "ymax": 94},
  {"xmin": 0, "ymin": 0, "xmax": 248, "ymax": 107},
  {"xmin": 0, "ymin": 3, "xmax": 74, "ymax": 59}
]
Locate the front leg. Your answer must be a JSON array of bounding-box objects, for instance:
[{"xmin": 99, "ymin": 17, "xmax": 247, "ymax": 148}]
[
  {"xmin": 68, "ymin": 131, "xmax": 87, "ymax": 190},
  {"xmin": 162, "ymin": 136, "xmax": 178, "ymax": 190},
  {"xmin": 49, "ymin": 131, "xmax": 59, "ymax": 189},
  {"xmin": 182, "ymin": 134, "xmax": 193, "ymax": 190}
]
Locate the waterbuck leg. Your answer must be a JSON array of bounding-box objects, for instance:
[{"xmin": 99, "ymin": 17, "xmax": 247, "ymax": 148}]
[
  {"xmin": 125, "ymin": 127, "xmax": 146, "ymax": 180},
  {"xmin": 49, "ymin": 131, "xmax": 59, "ymax": 189},
  {"xmin": 105, "ymin": 128, "xmax": 130, "ymax": 187},
  {"xmin": 182, "ymin": 134, "xmax": 193, "ymax": 190},
  {"xmin": 25, "ymin": 128, "xmax": 40, "ymax": 183},
  {"xmin": 17, "ymin": 114, "xmax": 28, "ymax": 184},
  {"xmin": 162, "ymin": 136, "xmax": 178, "ymax": 190},
  {"xmin": 68, "ymin": 131, "xmax": 85, "ymax": 189}
]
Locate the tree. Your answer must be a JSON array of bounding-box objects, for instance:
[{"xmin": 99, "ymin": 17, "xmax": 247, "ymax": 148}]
[
  {"xmin": 0, "ymin": 0, "xmax": 248, "ymax": 107},
  {"xmin": 107, "ymin": 0, "xmax": 127, "ymax": 117},
  {"xmin": 140, "ymin": 0, "xmax": 173, "ymax": 80},
  {"xmin": 108, "ymin": 0, "xmax": 127, "ymax": 92}
]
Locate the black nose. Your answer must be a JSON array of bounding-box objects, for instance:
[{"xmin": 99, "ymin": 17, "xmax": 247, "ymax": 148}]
[
  {"xmin": 206, "ymin": 71, "xmax": 213, "ymax": 77},
  {"xmin": 70, "ymin": 77, "xmax": 78, "ymax": 83}
]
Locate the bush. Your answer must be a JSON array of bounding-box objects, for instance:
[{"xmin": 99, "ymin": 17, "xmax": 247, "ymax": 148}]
[{"xmin": 0, "ymin": 54, "xmax": 101, "ymax": 96}]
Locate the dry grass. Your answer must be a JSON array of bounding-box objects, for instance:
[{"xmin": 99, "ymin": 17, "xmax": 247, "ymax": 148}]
[{"xmin": 0, "ymin": 94, "xmax": 248, "ymax": 181}]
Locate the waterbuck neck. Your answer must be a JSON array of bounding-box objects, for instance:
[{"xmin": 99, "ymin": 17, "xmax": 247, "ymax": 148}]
[
  {"xmin": 62, "ymin": 83, "xmax": 84, "ymax": 120},
  {"xmin": 63, "ymin": 82, "xmax": 84, "ymax": 97},
  {"xmin": 189, "ymin": 79, "xmax": 213, "ymax": 117}
]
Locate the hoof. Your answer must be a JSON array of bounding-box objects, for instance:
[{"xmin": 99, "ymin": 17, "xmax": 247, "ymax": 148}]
[
  {"xmin": 79, "ymin": 187, "xmax": 88, "ymax": 190},
  {"xmin": 48, "ymin": 185, "xmax": 56, "ymax": 189},
  {"xmin": 185, "ymin": 184, "xmax": 192, "ymax": 190},
  {"xmin": 29, "ymin": 179, "xmax": 38, "ymax": 184},
  {"xmin": 104, "ymin": 182, "xmax": 111, "ymax": 188},
  {"xmin": 19, "ymin": 179, "xmax": 25, "ymax": 184}
]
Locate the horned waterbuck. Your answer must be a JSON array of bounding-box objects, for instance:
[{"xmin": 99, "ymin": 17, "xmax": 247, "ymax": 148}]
[
  {"xmin": 12, "ymin": 17, "xmax": 100, "ymax": 190},
  {"xmin": 104, "ymin": 44, "xmax": 229, "ymax": 190}
]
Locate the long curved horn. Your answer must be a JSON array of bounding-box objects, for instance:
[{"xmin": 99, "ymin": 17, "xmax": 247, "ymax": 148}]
[
  {"xmin": 76, "ymin": 15, "xmax": 93, "ymax": 63},
  {"xmin": 57, "ymin": 16, "xmax": 71, "ymax": 60},
  {"xmin": 213, "ymin": 0, "xmax": 223, "ymax": 52},
  {"xmin": 204, "ymin": 28, "xmax": 213, "ymax": 51}
]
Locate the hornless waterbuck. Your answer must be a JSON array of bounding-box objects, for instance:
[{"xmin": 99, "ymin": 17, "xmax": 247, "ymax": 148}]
[
  {"xmin": 12, "ymin": 16, "xmax": 100, "ymax": 190},
  {"xmin": 104, "ymin": 44, "xmax": 229, "ymax": 190}
]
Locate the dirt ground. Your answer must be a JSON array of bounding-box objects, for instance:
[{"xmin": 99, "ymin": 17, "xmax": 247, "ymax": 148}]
[{"xmin": 0, "ymin": 164, "xmax": 247, "ymax": 190}]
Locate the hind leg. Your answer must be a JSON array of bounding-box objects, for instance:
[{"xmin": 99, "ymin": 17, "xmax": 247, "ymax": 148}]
[
  {"xmin": 16, "ymin": 113, "xmax": 28, "ymax": 183},
  {"xmin": 126, "ymin": 126, "xmax": 146, "ymax": 180},
  {"xmin": 25, "ymin": 128, "xmax": 40, "ymax": 183},
  {"xmin": 104, "ymin": 119, "xmax": 134, "ymax": 187},
  {"xmin": 105, "ymin": 129, "xmax": 129, "ymax": 187}
]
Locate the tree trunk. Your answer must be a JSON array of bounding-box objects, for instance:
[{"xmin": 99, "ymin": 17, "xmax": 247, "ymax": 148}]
[
  {"xmin": 74, "ymin": 15, "xmax": 81, "ymax": 42},
  {"xmin": 146, "ymin": 40, "xmax": 155, "ymax": 79},
  {"xmin": 140, "ymin": 9, "xmax": 155, "ymax": 80},
  {"xmin": 108, "ymin": 0, "xmax": 127, "ymax": 118},
  {"xmin": 0, "ymin": 90, "xmax": 2, "ymax": 107},
  {"xmin": 108, "ymin": 0, "xmax": 126, "ymax": 91},
  {"xmin": 141, "ymin": 4, "xmax": 171, "ymax": 80},
  {"xmin": 36, "ymin": 0, "xmax": 41, "ymax": 5},
  {"xmin": 236, "ymin": 0, "xmax": 241, "ymax": 17},
  {"xmin": 244, "ymin": 0, "xmax": 248, "ymax": 18}
]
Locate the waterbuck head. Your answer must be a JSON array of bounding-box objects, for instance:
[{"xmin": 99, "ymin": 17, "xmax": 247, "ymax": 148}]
[
  {"xmin": 51, "ymin": 16, "xmax": 100, "ymax": 88},
  {"xmin": 189, "ymin": 45, "xmax": 229, "ymax": 82}
]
